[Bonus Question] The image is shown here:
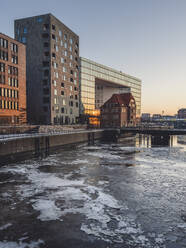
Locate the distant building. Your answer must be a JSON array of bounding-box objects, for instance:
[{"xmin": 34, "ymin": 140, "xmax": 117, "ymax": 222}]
[
  {"xmin": 178, "ymin": 108, "xmax": 186, "ymax": 119},
  {"xmin": 100, "ymin": 93, "xmax": 136, "ymax": 128},
  {"xmin": 0, "ymin": 33, "xmax": 26, "ymax": 125},
  {"xmin": 80, "ymin": 57, "xmax": 141, "ymax": 126},
  {"xmin": 141, "ymin": 113, "xmax": 151, "ymax": 122},
  {"xmin": 152, "ymin": 114, "xmax": 162, "ymax": 122},
  {"xmin": 15, "ymin": 14, "xmax": 79, "ymax": 125}
]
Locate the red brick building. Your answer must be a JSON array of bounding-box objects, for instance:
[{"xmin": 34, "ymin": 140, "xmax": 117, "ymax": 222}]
[
  {"xmin": 0, "ymin": 33, "xmax": 26, "ymax": 125},
  {"xmin": 100, "ymin": 93, "xmax": 136, "ymax": 128}
]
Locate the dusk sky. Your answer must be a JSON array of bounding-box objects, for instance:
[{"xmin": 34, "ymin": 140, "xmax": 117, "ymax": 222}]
[{"xmin": 1, "ymin": 0, "xmax": 186, "ymax": 115}]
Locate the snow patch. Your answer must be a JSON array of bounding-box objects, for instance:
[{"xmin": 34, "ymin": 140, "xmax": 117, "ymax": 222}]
[
  {"xmin": 32, "ymin": 199, "xmax": 62, "ymax": 221},
  {"xmin": 0, "ymin": 239, "xmax": 44, "ymax": 248}
]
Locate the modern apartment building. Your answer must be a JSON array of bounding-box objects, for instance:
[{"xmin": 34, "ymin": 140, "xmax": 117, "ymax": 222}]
[
  {"xmin": 0, "ymin": 33, "xmax": 26, "ymax": 125},
  {"xmin": 14, "ymin": 14, "xmax": 79, "ymax": 125},
  {"xmin": 80, "ymin": 57, "xmax": 141, "ymax": 125}
]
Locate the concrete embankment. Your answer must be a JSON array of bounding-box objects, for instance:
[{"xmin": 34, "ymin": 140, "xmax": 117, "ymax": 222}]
[{"xmin": 0, "ymin": 130, "xmax": 103, "ymax": 164}]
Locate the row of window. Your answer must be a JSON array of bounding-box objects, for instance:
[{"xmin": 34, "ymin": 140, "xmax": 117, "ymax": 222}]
[
  {"xmin": 11, "ymin": 55, "xmax": 18, "ymax": 64},
  {"xmin": 11, "ymin": 43, "xmax": 18, "ymax": 53},
  {"xmin": 51, "ymin": 50, "xmax": 78, "ymax": 61},
  {"xmin": 8, "ymin": 66, "xmax": 18, "ymax": 75},
  {"xmin": 0, "ymin": 75, "xmax": 18, "ymax": 87},
  {"xmin": 0, "ymin": 38, "xmax": 8, "ymax": 49},
  {"xmin": 0, "ymin": 87, "xmax": 19, "ymax": 98},
  {"xmin": 0, "ymin": 50, "xmax": 8, "ymax": 61},
  {"xmin": 8, "ymin": 77, "xmax": 19, "ymax": 87},
  {"xmin": 0, "ymin": 63, "xmax": 19, "ymax": 76},
  {"xmin": 0, "ymin": 100, "xmax": 19, "ymax": 110}
]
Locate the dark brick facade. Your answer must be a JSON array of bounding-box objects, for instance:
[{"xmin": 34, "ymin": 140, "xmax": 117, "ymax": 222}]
[
  {"xmin": 15, "ymin": 14, "xmax": 79, "ymax": 125},
  {"xmin": 100, "ymin": 93, "xmax": 136, "ymax": 128},
  {"xmin": 0, "ymin": 33, "xmax": 26, "ymax": 125}
]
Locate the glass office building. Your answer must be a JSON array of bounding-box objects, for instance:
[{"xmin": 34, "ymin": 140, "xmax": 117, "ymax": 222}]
[{"xmin": 80, "ymin": 57, "xmax": 141, "ymax": 124}]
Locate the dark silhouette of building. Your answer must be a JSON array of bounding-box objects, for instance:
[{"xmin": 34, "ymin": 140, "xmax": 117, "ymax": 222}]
[
  {"xmin": 100, "ymin": 93, "xmax": 136, "ymax": 128},
  {"xmin": 0, "ymin": 33, "xmax": 26, "ymax": 125},
  {"xmin": 178, "ymin": 108, "xmax": 186, "ymax": 119},
  {"xmin": 14, "ymin": 14, "xmax": 79, "ymax": 125}
]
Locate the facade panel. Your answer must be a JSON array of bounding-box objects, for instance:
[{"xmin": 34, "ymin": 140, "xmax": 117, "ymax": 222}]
[{"xmin": 0, "ymin": 33, "xmax": 26, "ymax": 125}]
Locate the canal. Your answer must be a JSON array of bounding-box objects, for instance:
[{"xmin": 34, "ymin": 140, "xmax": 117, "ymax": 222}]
[{"xmin": 0, "ymin": 135, "xmax": 186, "ymax": 248}]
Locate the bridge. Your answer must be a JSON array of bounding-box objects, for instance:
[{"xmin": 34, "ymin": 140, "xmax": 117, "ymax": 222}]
[{"xmin": 120, "ymin": 127, "xmax": 186, "ymax": 135}]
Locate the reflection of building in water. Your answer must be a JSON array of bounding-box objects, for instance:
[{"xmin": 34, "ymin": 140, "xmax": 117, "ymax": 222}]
[
  {"xmin": 177, "ymin": 135, "xmax": 186, "ymax": 145},
  {"xmin": 137, "ymin": 134, "xmax": 176, "ymax": 147},
  {"xmin": 80, "ymin": 57, "xmax": 141, "ymax": 126}
]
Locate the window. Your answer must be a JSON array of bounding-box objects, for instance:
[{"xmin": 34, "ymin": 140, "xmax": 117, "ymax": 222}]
[
  {"xmin": 69, "ymin": 62, "xmax": 72, "ymax": 67},
  {"xmin": 70, "ymin": 78, "xmax": 74, "ymax": 82},
  {"xmin": 61, "ymin": 57, "xmax": 64, "ymax": 63},
  {"xmin": 54, "ymin": 89, "xmax": 57, "ymax": 95},
  {"xmin": 42, "ymin": 33, "xmax": 49, "ymax": 38},
  {"xmin": 43, "ymin": 24, "xmax": 49, "ymax": 30},
  {"xmin": 44, "ymin": 69, "xmax": 49, "ymax": 76},
  {"xmin": 53, "ymin": 80, "xmax": 57, "ymax": 86},
  {"xmin": 70, "ymin": 38, "xmax": 73, "ymax": 44},
  {"xmin": 61, "ymin": 107, "xmax": 64, "ymax": 113},
  {"xmin": 63, "ymin": 66, "xmax": 66, "ymax": 72},
  {"xmin": 69, "ymin": 46, "xmax": 72, "ymax": 52},
  {"xmin": 52, "ymin": 24, "xmax": 56, "ymax": 30},
  {"xmin": 64, "ymin": 43, "xmax": 67, "ymax": 49},
  {"xmin": 43, "ymin": 88, "xmax": 49, "ymax": 95},
  {"xmin": 54, "ymin": 98, "xmax": 57, "ymax": 104},
  {"xmin": 61, "ymin": 82, "xmax": 64, "ymax": 87},
  {"xmin": 70, "ymin": 54, "xmax": 73, "ymax": 60},
  {"xmin": 21, "ymin": 37, "xmax": 26, "ymax": 43},
  {"xmin": 59, "ymin": 30, "xmax": 62, "ymax": 37},
  {"xmin": 44, "ymin": 51, "xmax": 49, "ymax": 56},
  {"xmin": 37, "ymin": 17, "xmax": 43, "ymax": 23},
  {"xmin": 56, "ymin": 46, "xmax": 58, "ymax": 52},
  {"xmin": 44, "ymin": 42, "xmax": 49, "ymax": 47},
  {"xmin": 64, "ymin": 51, "xmax": 67, "ymax": 56},
  {"xmin": 52, "ymin": 53, "xmax": 56, "ymax": 58},
  {"xmin": 76, "ymin": 102, "xmax": 78, "ymax": 108},
  {"xmin": 11, "ymin": 43, "xmax": 18, "ymax": 53},
  {"xmin": 70, "ymin": 86, "xmax": 73, "ymax": 91},
  {"xmin": 52, "ymin": 34, "xmax": 55, "ymax": 40},
  {"xmin": 61, "ymin": 91, "xmax": 64, "ymax": 95},
  {"xmin": 23, "ymin": 28, "xmax": 27, "ymax": 34},
  {"xmin": 43, "ymin": 61, "xmax": 49, "ymax": 67},
  {"xmin": 62, "ymin": 99, "xmax": 66, "ymax": 105},
  {"xmin": 63, "ymin": 75, "xmax": 66, "ymax": 81},
  {"xmin": 64, "ymin": 34, "xmax": 67, "ymax": 40},
  {"xmin": 60, "ymin": 40, "xmax": 63, "ymax": 46},
  {"xmin": 43, "ymin": 97, "xmax": 49, "ymax": 103}
]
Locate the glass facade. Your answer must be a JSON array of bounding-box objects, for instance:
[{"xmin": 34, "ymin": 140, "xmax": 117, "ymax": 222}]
[{"xmin": 80, "ymin": 57, "xmax": 141, "ymax": 119}]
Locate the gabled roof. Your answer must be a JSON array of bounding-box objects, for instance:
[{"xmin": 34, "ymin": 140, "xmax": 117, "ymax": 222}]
[{"xmin": 102, "ymin": 93, "xmax": 135, "ymax": 108}]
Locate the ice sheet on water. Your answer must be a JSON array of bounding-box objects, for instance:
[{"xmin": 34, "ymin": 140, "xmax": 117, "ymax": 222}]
[
  {"xmin": 32, "ymin": 199, "xmax": 62, "ymax": 221},
  {"xmin": 0, "ymin": 239, "xmax": 44, "ymax": 248},
  {"xmin": 86, "ymin": 151, "xmax": 121, "ymax": 160}
]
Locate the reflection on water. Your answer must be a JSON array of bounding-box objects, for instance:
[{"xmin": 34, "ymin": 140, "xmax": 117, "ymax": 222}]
[
  {"xmin": 0, "ymin": 135, "xmax": 186, "ymax": 248},
  {"xmin": 136, "ymin": 134, "xmax": 183, "ymax": 148}
]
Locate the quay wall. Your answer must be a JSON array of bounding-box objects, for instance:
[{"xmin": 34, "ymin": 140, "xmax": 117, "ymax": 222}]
[{"xmin": 0, "ymin": 130, "xmax": 103, "ymax": 164}]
